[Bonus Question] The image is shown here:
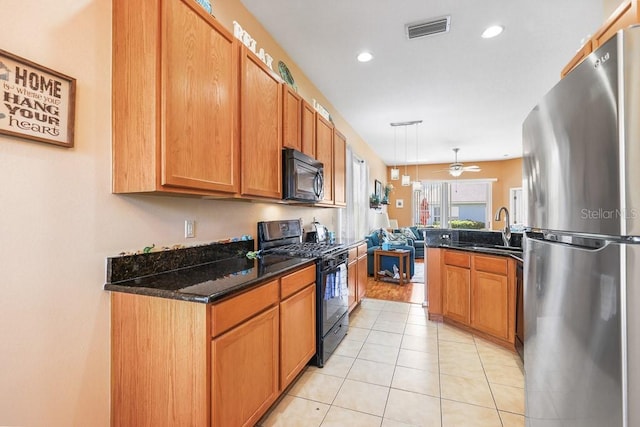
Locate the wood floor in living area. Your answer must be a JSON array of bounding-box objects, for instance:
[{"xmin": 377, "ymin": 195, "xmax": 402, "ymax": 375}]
[{"xmin": 365, "ymin": 259, "xmax": 425, "ymax": 305}]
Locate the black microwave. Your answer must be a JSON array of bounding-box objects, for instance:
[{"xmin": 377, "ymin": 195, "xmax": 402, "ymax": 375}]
[{"xmin": 282, "ymin": 148, "xmax": 324, "ymax": 202}]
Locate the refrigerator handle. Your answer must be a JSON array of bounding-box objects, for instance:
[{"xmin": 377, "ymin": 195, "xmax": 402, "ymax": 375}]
[{"xmin": 526, "ymin": 231, "xmax": 607, "ymax": 250}]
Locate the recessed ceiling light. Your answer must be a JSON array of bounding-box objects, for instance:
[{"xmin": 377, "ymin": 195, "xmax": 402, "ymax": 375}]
[
  {"xmin": 357, "ymin": 51, "xmax": 373, "ymax": 62},
  {"xmin": 481, "ymin": 25, "xmax": 504, "ymax": 39}
]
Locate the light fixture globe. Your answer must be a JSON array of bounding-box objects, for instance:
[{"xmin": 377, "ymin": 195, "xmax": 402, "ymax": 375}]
[
  {"xmin": 391, "ymin": 168, "xmax": 400, "ymax": 180},
  {"xmin": 449, "ymin": 165, "xmax": 463, "ymax": 177}
]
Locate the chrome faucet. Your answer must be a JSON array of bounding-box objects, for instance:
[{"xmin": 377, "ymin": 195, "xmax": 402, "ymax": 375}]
[{"xmin": 494, "ymin": 206, "xmax": 511, "ymax": 247}]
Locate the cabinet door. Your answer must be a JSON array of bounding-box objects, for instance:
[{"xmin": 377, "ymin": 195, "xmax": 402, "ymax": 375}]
[
  {"xmin": 315, "ymin": 114, "xmax": 334, "ymax": 203},
  {"xmin": 212, "ymin": 306, "xmax": 279, "ymax": 427},
  {"xmin": 443, "ymin": 265, "xmax": 470, "ymax": 325},
  {"xmin": 426, "ymin": 248, "xmax": 442, "ymax": 317},
  {"xmin": 301, "ymin": 100, "xmax": 316, "ymax": 158},
  {"xmin": 347, "ymin": 259, "xmax": 357, "ymax": 311},
  {"xmin": 333, "ymin": 129, "xmax": 347, "ymax": 207},
  {"xmin": 471, "ymin": 271, "xmax": 509, "ymax": 340},
  {"xmin": 357, "ymin": 254, "xmax": 368, "ymax": 302},
  {"xmin": 240, "ymin": 48, "xmax": 282, "ymax": 198},
  {"xmin": 163, "ymin": 0, "xmax": 239, "ymax": 193},
  {"xmin": 592, "ymin": 0, "xmax": 638, "ymax": 49},
  {"xmin": 280, "ymin": 285, "xmax": 316, "ymax": 389},
  {"xmin": 282, "ymin": 84, "xmax": 302, "ymax": 151}
]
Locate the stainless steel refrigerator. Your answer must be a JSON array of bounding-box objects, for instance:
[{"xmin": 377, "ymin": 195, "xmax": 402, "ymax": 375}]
[{"xmin": 523, "ymin": 27, "xmax": 640, "ymax": 427}]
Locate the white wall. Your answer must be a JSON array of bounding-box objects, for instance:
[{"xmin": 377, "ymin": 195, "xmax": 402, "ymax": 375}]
[{"xmin": 0, "ymin": 2, "xmax": 340, "ymax": 425}]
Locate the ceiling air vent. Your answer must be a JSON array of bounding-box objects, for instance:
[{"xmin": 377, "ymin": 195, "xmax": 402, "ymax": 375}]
[{"xmin": 406, "ymin": 15, "xmax": 451, "ymax": 39}]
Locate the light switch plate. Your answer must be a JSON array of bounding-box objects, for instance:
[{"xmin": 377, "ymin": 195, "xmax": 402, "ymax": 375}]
[{"xmin": 185, "ymin": 220, "xmax": 195, "ymax": 238}]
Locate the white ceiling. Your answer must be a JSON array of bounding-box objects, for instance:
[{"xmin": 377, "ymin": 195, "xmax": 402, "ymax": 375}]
[{"xmin": 241, "ymin": 0, "xmax": 603, "ymax": 165}]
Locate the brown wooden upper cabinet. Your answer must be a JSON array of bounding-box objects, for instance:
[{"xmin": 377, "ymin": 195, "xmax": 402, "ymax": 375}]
[
  {"xmin": 315, "ymin": 114, "xmax": 334, "ymax": 204},
  {"xmin": 240, "ymin": 47, "xmax": 283, "ymax": 199},
  {"xmin": 561, "ymin": 0, "xmax": 640, "ymax": 77},
  {"xmin": 301, "ymin": 100, "xmax": 316, "ymax": 158},
  {"xmin": 282, "ymin": 84, "xmax": 302, "ymax": 152},
  {"xmin": 113, "ymin": 0, "xmax": 239, "ymax": 196},
  {"xmin": 333, "ymin": 129, "xmax": 347, "ymax": 207}
]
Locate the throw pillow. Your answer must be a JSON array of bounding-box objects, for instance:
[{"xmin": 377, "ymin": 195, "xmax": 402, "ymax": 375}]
[
  {"xmin": 409, "ymin": 226, "xmax": 422, "ymax": 240},
  {"xmin": 383, "ymin": 232, "xmax": 408, "ymax": 245},
  {"xmin": 400, "ymin": 227, "xmax": 416, "ymax": 240},
  {"xmin": 369, "ymin": 232, "xmax": 380, "ymax": 247}
]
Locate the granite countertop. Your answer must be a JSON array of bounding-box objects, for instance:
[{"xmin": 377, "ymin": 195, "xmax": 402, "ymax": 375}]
[
  {"xmin": 421, "ymin": 229, "xmax": 524, "ymax": 262},
  {"xmin": 104, "ymin": 240, "xmax": 317, "ymax": 303},
  {"xmin": 432, "ymin": 242, "xmax": 524, "ymax": 262},
  {"xmin": 105, "ymin": 254, "xmax": 315, "ymax": 303}
]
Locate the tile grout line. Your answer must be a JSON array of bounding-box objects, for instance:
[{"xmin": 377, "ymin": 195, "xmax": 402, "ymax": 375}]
[{"xmin": 473, "ymin": 335, "xmax": 505, "ymax": 427}]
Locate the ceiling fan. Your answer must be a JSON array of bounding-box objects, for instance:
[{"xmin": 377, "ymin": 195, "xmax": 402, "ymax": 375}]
[{"xmin": 436, "ymin": 148, "xmax": 481, "ymax": 177}]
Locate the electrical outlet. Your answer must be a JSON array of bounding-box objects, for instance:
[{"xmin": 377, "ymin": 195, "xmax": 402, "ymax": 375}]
[{"xmin": 185, "ymin": 220, "xmax": 195, "ymax": 238}]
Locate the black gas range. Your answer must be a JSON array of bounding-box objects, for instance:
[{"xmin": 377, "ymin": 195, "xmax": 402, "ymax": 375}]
[{"xmin": 258, "ymin": 219, "xmax": 349, "ymax": 367}]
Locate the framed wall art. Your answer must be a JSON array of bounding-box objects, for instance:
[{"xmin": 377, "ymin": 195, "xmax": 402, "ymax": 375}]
[
  {"xmin": 374, "ymin": 180, "xmax": 382, "ymax": 201},
  {"xmin": 396, "ymin": 199, "xmax": 404, "ymax": 208},
  {"xmin": 0, "ymin": 49, "xmax": 76, "ymax": 148}
]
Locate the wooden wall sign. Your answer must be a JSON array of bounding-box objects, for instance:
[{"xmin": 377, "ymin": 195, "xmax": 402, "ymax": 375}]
[{"xmin": 0, "ymin": 49, "xmax": 76, "ymax": 148}]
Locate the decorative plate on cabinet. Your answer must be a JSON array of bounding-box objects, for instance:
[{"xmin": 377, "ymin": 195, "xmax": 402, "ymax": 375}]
[{"xmin": 278, "ymin": 61, "xmax": 297, "ymax": 91}]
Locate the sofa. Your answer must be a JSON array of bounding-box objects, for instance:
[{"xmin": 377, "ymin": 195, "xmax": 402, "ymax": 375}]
[
  {"xmin": 364, "ymin": 230, "xmax": 415, "ymax": 278},
  {"xmin": 408, "ymin": 226, "xmax": 426, "ymax": 259}
]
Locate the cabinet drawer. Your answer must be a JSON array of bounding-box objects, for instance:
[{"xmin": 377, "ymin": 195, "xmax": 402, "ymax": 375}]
[
  {"xmin": 474, "ymin": 255, "xmax": 508, "ymax": 276},
  {"xmin": 348, "ymin": 247, "xmax": 358, "ymax": 261},
  {"xmin": 211, "ymin": 280, "xmax": 279, "ymax": 337},
  {"xmin": 444, "ymin": 250, "xmax": 470, "ymax": 268},
  {"xmin": 357, "ymin": 242, "xmax": 368, "ymax": 257},
  {"xmin": 281, "ymin": 264, "xmax": 316, "ymax": 300}
]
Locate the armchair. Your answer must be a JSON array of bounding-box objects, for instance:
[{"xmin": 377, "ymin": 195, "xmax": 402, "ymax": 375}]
[{"xmin": 364, "ymin": 230, "xmax": 415, "ymax": 278}]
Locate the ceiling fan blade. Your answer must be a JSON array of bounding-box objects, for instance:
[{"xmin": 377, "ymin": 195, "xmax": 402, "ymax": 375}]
[
  {"xmin": 432, "ymin": 169, "xmax": 451, "ymax": 173},
  {"xmin": 462, "ymin": 165, "xmax": 481, "ymax": 171}
]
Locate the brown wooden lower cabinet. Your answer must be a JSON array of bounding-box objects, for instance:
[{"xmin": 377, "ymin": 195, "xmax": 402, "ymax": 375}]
[
  {"xmin": 471, "ymin": 270, "xmax": 510, "ymax": 340},
  {"xmin": 110, "ymin": 263, "xmax": 316, "ymax": 427},
  {"xmin": 443, "ymin": 264, "xmax": 471, "ymax": 324},
  {"xmin": 212, "ymin": 306, "xmax": 279, "ymax": 427},
  {"xmin": 428, "ymin": 248, "xmax": 516, "ymax": 349},
  {"xmin": 426, "ymin": 248, "xmax": 442, "ymax": 321},
  {"xmin": 347, "ymin": 242, "xmax": 368, "ymax": 313},
  {"xmin": 280, "ymin": 284, "xmax": 316, "ymax": 390},
  {"xmin": 356, "ymin": 248, "xmax": 368, "ymax": 302},
  {"xmin": 347, "ymin": 257, "xmax": 357, "ymax": 311}
]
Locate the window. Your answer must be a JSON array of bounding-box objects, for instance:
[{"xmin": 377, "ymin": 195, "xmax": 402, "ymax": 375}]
[
  {"xmin": 413, "ymin": 179, "xmax": 494, "ymax": 229},
  {"xmin": 341, "ymin": 147, "xmax": 368, "ymax": 240}
]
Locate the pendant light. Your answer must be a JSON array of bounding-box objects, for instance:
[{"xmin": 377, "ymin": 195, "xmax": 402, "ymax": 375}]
[
  {"xmin": 412, "ymin": 123, "xmax": 422, "ymax": 191},
  {"xmin": 390, "ymin": 126, "xmax": 400, "ymax": 180},
  {"xmin": 401, "ymin": 125, "xmax": 411, "ymax": 186},
  {"xmin": 389, "ymin": 120, "xmax": 423, "ymax": 186}
]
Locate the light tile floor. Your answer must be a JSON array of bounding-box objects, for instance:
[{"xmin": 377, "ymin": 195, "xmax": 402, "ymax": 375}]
[{"xmin": 259, "ymin": 298, "xmax": 525, "ymax": 427}]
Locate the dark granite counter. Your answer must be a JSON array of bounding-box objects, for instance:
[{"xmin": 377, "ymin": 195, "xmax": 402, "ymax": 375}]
[
  {"xmin": 104, "ymin": 240, "xmax": 315, "ymax": 303},
  {"xmin": 423, "ymin": 229, "xmax": 524, "ymax": 261},
  {"xmin": 431, "ymin": 242, "xmax": 524, "ymax": 261}
]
